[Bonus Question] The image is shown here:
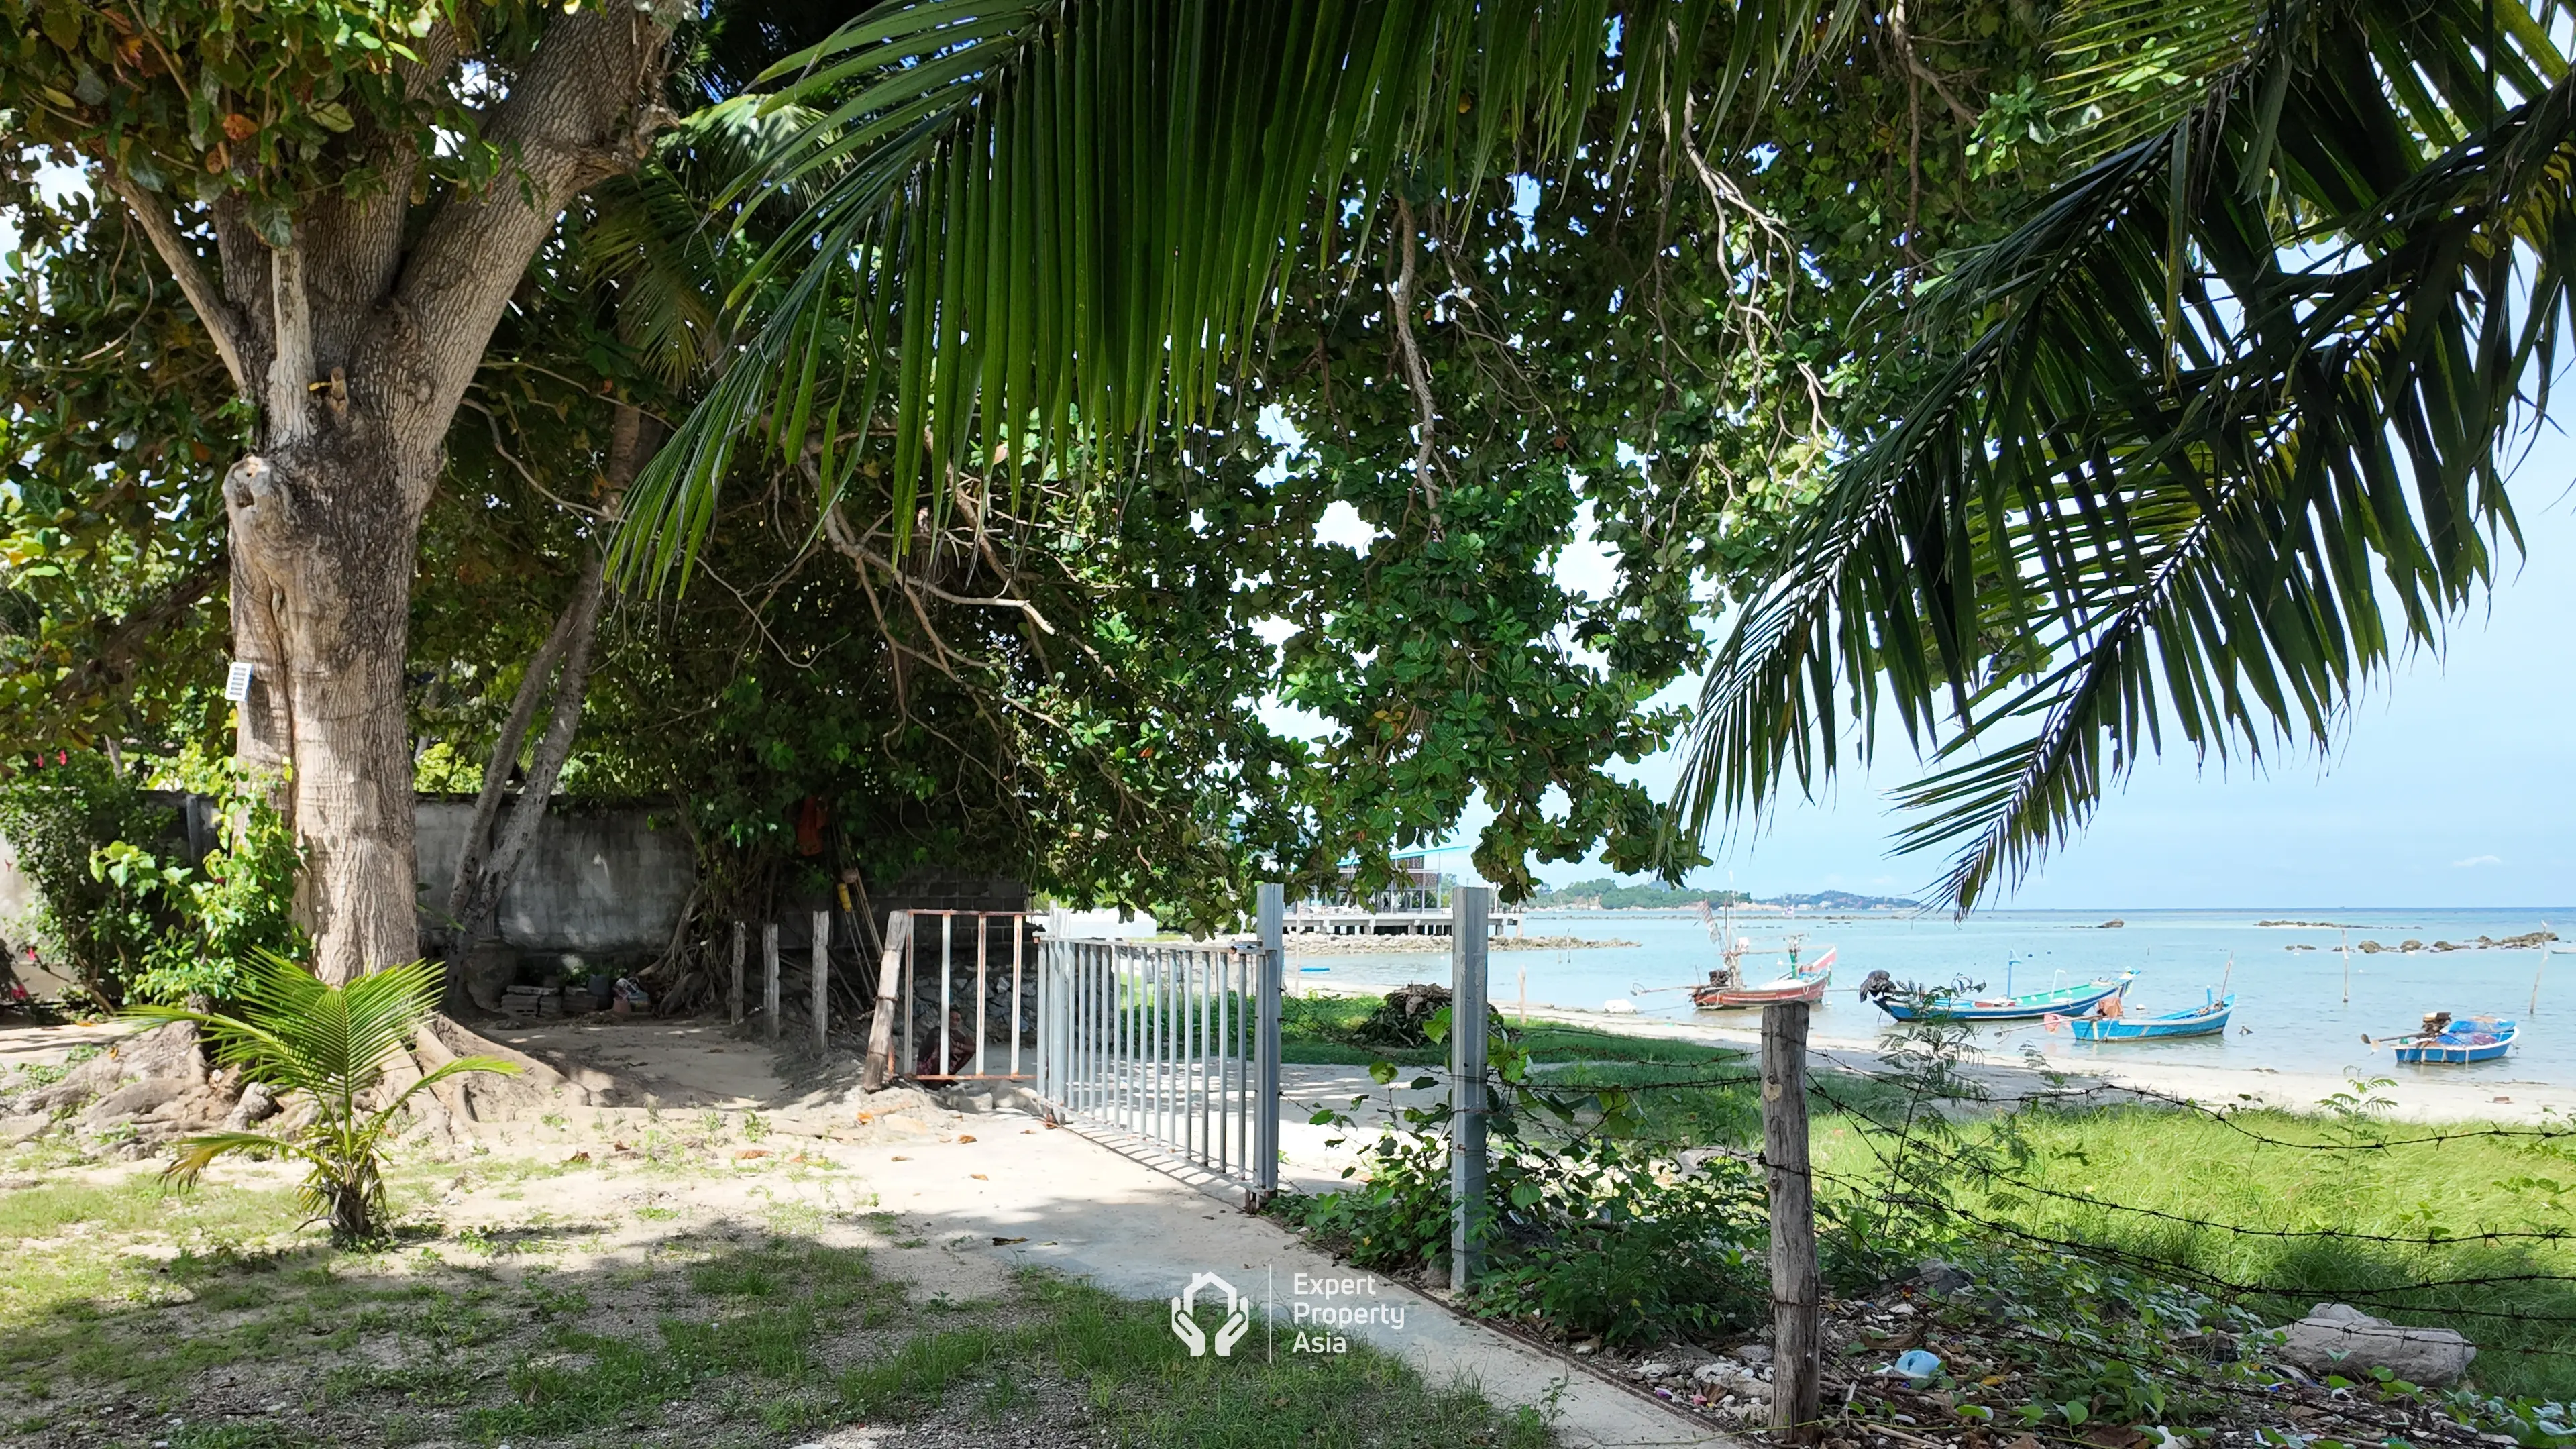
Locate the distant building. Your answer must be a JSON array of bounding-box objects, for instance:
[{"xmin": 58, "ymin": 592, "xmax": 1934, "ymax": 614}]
[{"xmin": 1287, "ymin": 855, "xmax": 1520, "ymax": 937}]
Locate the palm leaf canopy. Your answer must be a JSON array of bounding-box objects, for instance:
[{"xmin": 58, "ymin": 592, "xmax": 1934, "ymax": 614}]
[
  {"xmin": 1672, "ymin": 0, "xmax": 2576, "ymax": 910},
  {"xmin": 614, "ymin": 0, "xmax": 1839, "ymax": 584},
  {"xmin": 125, "ymin": 951, "xmax": 452, "ymax": 1106}
]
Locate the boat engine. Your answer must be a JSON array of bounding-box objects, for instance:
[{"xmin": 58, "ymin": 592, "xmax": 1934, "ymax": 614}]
[{"xmin": 1857, "ymin": 969, "xmax": 1897, "ymax": 1000}]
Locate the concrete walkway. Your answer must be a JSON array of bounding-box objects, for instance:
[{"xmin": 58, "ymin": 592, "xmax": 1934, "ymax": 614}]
[{"xmin": 831, "ymin": 1111, "xmax": 1727, "ymax": 1448}]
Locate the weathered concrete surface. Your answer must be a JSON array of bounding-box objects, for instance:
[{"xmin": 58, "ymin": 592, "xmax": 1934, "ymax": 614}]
[
  {"xmin": 415, "ymin": 801, "xmax": 695, "ymax": 957},
  {"xmin": 841, "ymin": 1116, "xmax": 1730, "ymax": 1447}
]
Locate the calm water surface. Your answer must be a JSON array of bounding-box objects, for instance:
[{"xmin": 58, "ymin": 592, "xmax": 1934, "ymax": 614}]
[{"xmin": 1287, "ymin": 908, "xmax": 2572, "ymax": 1083}]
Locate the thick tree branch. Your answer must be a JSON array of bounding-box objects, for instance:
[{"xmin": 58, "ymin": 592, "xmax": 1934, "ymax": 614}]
[
  {"xmin": 445, "ymin": 586, "xmax": 576, "ymax": 932},
  {"xmin": 267, "ymin": 238, "xmax": 316, "ymax": 447},
  {"xmin": 393, "ymin": 9, "xmax": 673, "ymax": 439},
  {"xmin": 439, "ymin": 404, "xmax": 651, "ymax": 1002},
  {"xmin": 105, "ymin": 176, "xmax": 250, "ymax": 393}
]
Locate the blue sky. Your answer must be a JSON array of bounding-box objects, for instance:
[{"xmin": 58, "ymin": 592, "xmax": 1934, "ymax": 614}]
[{"xmin": 1409, "ymin": 438, "xmax": 2576, "ymax": 911}]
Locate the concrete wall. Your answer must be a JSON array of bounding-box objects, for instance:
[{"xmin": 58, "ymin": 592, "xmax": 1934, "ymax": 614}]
[
  {"xmin": 416, "ymin": 801, "xmax": 696, "ymax": 957},
  {"xmin": 3, "ymin": 797, "xmax": 1036, "ymax": 977}
]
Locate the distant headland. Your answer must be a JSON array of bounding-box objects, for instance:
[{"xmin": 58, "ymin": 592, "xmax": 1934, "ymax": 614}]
[{"xmin": 1527, "ymin": 879, "xmax": 1922, "ymax": 912}]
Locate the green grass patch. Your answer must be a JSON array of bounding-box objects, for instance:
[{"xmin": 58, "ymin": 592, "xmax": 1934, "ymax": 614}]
[
  {"xmin": 1814, "ymin": 1102, "xmax": 2576, "ymax": 1399},
  {"xmin": 1283, "ymin": 991, "xmax": 1755, "ymax": 1072},
  {"xmin": 1015, "ymin": 1273, "xmax": 1554, "ymax": 1447}
]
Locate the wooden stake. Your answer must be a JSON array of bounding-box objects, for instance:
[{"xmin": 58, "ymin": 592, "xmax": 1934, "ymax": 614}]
[
  {"xmin": 729, "ymin": 921, "xmax": 745, "ymax": 1028},
  {"xmin": 812, "ymin": 908, "xmax": 831, "ymax": 1054},
  {"xmin": 763, "ymin": 922, "xmax": 781, "ymax": 1044},
  {"xmin": 1762, "ymin": 1000, "xmax": 1822, "ymax": 1442},
  {"xmin": 860, "ymin": 912, "xmax": 914, "ymax": 1091}
]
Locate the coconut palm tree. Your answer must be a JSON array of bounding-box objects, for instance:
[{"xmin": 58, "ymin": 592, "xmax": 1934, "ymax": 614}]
[
  {"xmin": 1671, "ymin": 0, "xmax": 2576, "ymax": 909},
  {"xmin": 614, "ymin": 0, "xmax": 1833, "ymax": 583},
  {"xmin": 125, "ymin": 954, "xmax": 518, "ymax": 1244}
]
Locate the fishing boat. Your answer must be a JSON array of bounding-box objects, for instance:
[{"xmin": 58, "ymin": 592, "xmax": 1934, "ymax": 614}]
[
  {"xmin": 1862, "ymin": 970, "xmax": 2132, "ymax": 1022},
  {"xmin": 2045, "ymin": 991, "xmax": 2233, "ymax": 1042},
  {"xmin": 1695, "ymin": 946, "xmax": 1837, "ymax": 1009},
  {"xmin": 2371, "ymin": 1012, "xmax": 2519, "ymax": 1064}
]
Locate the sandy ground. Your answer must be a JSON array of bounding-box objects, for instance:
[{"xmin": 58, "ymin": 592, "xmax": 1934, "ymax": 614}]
[
  {"xmin": 18, "ymin": 977, "xmax": 2550, "ymax": 1448},
  {"xmin": 1286, "ymin": 977, "xmax": 2574, "ymax": 1125},
  {"xmin": 1477, "ymin": 997, "xmax": 2576, "ymax": 1124},
  {"xmin": 0, "ymin": 1010, "xmax": 1720, "ymax": 1448}
]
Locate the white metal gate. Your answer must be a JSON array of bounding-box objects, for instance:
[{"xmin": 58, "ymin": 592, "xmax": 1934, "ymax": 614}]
[{"xmin": 1035, "ymin": 885, "xmax": 1283, "ymax": 1201}]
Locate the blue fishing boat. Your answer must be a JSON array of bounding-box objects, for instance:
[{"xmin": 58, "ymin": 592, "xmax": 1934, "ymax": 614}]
[
  {"xmin": 1860, "ymin": 971, "xmax": 2131, "ymax": 1022},
  {"xmin": 2047, "ymin": 992, "xmax": 2233, "ymax": 1042},
  {"xmin": 2374, "ymin": 1013, "xmax": 2518, "ymax": 1064}
]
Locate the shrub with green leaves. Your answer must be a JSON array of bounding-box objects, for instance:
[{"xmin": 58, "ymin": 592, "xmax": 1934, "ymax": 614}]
[
  {"xmin": 1473, "ymin": 1141, "xmax": 1768, "ymax": 1347},
  {"xmin": 0, "ymin": 751, "xmax": 169, "ymax": 1003},
  {"xmin": 125, "ymin": 953, "xmax": 517, "ymax": 1244},
  {"xmin": 97, "ymin": 753, "xmax": 303, "ymax": 1004},
  {"xmin": 1278, "ymin": 1029, "xmax": 1770, "ymax": 1347}
]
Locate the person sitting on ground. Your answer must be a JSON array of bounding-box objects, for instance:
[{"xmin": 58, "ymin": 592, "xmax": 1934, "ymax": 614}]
[{"xmin": 914, "ymin": 1006, "xmax": 976, "ymax": 1077}]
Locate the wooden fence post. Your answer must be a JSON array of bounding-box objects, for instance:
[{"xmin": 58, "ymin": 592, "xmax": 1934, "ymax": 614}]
[
  {"xmin": 860, "ymin": 912, "xmax": 914, "ymax": 1091},
  {"xmin": 729, "ymin": 921, "xmax": 745, "ymax": 1027},
  {"xmin": 811, "ymin": 908, "xmax": 831, "ymax": 1053},
  {"xmin": 1762, "ymin": 1000, "xmax": 1823, "ymax": 1440},
  {"xmin": 1450, "ymin": 885, "xmax": 1491, "ymax": 1292},
  {"xmin": 763, "ymin": 922, "xmax": 781, "ymax": 1044}
]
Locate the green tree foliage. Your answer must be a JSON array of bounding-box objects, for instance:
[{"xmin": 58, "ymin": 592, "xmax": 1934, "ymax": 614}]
[
  {"xmin": 3, "ymin": 0, "xmax": 2078, "ymax": 946},
  {"xmin": 0, "ymin": 180, "xmax": 235, "ymax": 763},
  {"xmin": 0, "ymin": 751, "xmax": 166, "ymax": 1003}
]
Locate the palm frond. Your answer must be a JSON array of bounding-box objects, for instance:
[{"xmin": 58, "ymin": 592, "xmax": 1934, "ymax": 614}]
[
  {"xmin": 161, "ymin": 1128, "xmax": 317, "ymax": 1187},
  {"xmin": 125, "ymin": 955, "xmax": 507, "ymax": 1242},
  {"xmin": 1674, "ymin": 0, "xmax": 2575, "ymax": 911},
  {"xmin": 616, "ymin": 0, "xmax": 1829, "ymax": 586}
]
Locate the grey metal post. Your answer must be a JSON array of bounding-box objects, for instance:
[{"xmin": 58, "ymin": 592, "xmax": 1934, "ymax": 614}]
[
  {"xmin": 938, "ymin": 913, "xmax": 954, "ymax": 1077},
  {"xmin": 811, "ymin": 908, "xmax": 831, "ymax": 1053},
  {"xmin": 762, "ymin": 921, "xmax": 781, "ymax": 1043},
  {"xmin": 1025, "ymin": 922, "xmax": 1046, "ymax": 1093},
  {"xmin": 1254, "ymin": 883, "xmax": 1284, "ymax": 1204},
  {"xmin": 1451, "ymin": 885, "xmax": 1491, "ymax": 1291}
]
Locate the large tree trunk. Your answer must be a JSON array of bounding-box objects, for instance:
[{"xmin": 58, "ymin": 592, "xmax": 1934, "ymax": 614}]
[
  {"xmin": 227, "ymin": 437, "xmax": 435, "ymax": 983},
  {"xmin": 113, "ymin": 13, "xmax": 673, "ymax": 983}
]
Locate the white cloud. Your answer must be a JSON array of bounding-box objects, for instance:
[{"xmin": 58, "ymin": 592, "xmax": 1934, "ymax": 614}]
[{"xmin": 2451, "ymin": 854, "xmax": 2504, "ymax": 868}]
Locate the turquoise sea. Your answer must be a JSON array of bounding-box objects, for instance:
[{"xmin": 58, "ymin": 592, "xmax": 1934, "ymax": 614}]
[{"xmin": 1285, "ymin": 907, "xmax": 2573, "ymax": 1083}]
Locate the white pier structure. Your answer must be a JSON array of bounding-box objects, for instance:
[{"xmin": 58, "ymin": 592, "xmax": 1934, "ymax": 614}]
[
  {"xmin": 1283, "ymin": 905, "xmax": 1525, "ymax": 938},
  {"xmin": 1285, "ymin": 853, "xmax": 1525, "ymax": 938}
]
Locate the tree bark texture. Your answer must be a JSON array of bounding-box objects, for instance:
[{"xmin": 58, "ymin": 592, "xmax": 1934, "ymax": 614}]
[{"xmin": 116, "ymin": 12, "xmax": 674, "ymax": 983}]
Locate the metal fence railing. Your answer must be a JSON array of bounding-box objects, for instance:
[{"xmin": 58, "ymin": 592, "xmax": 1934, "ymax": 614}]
[
  {"xmin": 1035, "ymin": 884, "xmax": 1283, "ymax": 1202},
  {"xmin": 861, "ymin": 909, "xmax": 1034, "ymax": 1085}
]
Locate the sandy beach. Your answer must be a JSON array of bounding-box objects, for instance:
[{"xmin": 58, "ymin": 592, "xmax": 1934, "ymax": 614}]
[{"xmin": 1296, "ymin": 979, "xmax": 2575, "ymax": 1125}]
